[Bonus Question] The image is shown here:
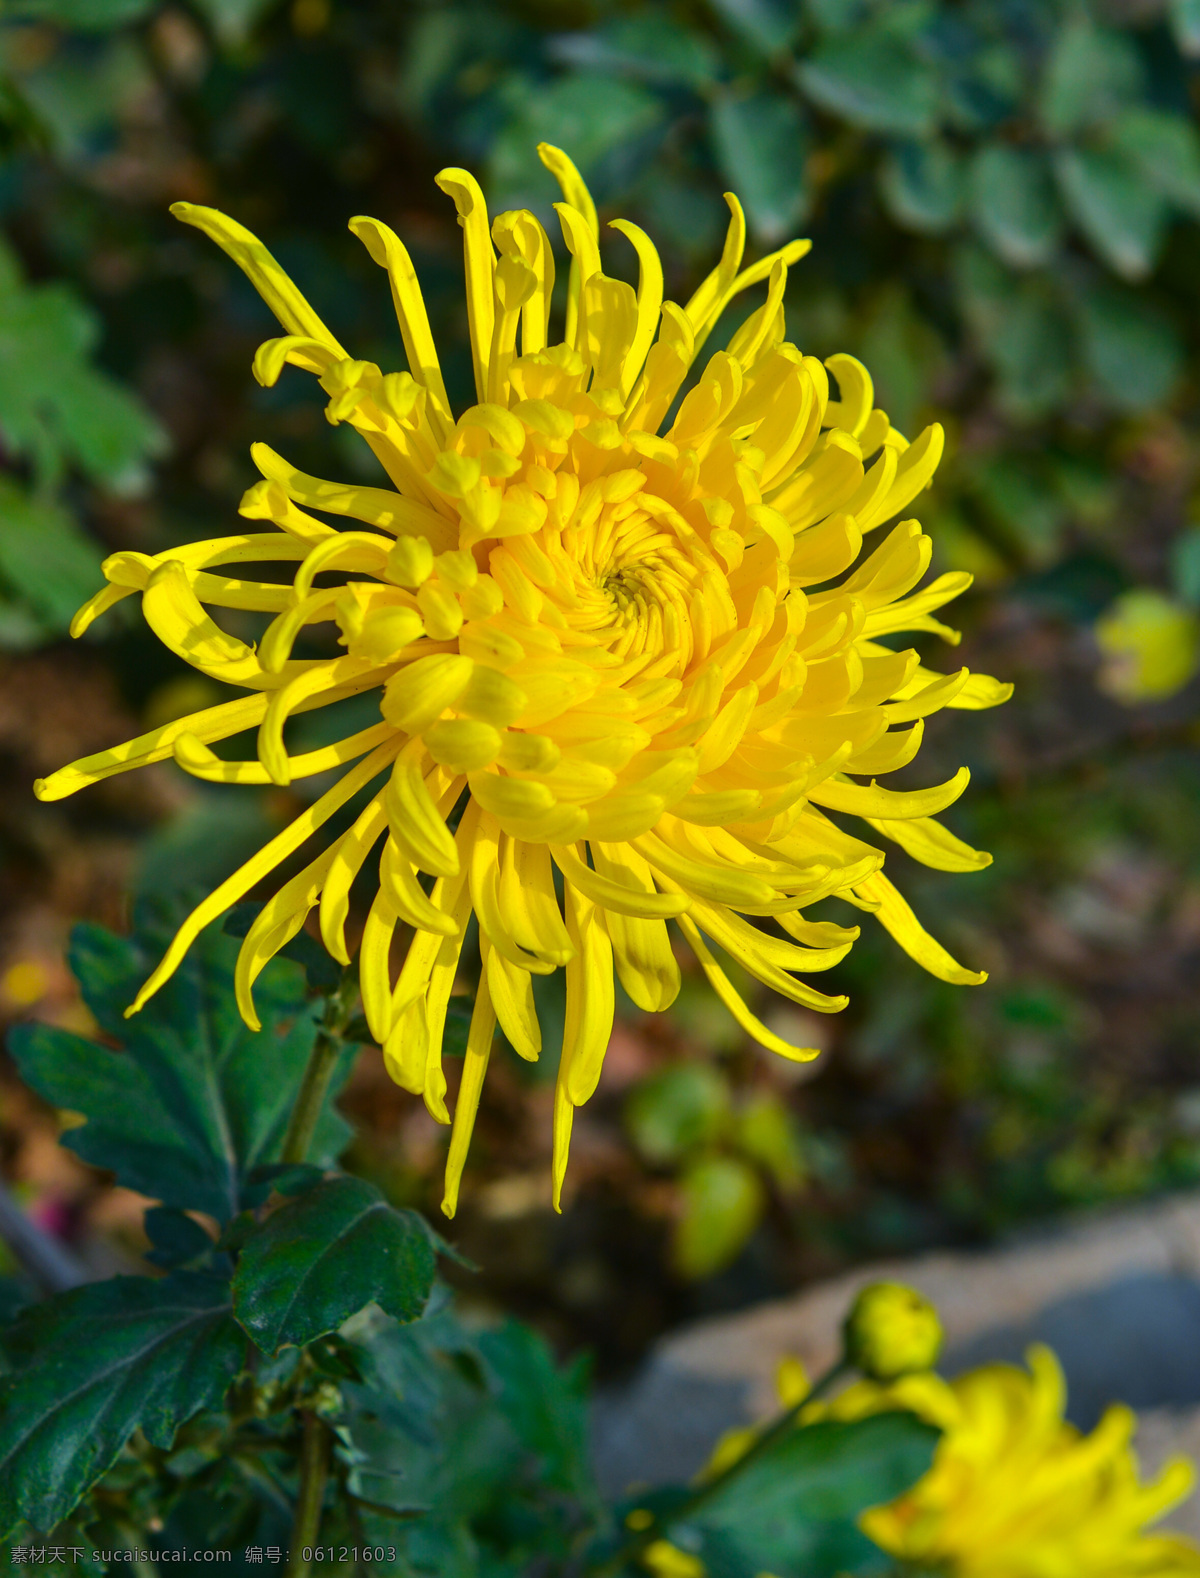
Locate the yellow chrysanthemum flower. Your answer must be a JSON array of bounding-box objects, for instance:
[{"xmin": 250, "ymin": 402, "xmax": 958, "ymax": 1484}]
[
  {"xmin": 37, "ymin": 145, "xmax": 1010, "ymax": 1213},
  {"xmin": 824, "ymin": 1345, "xmax": 1200, "ymax": 1576}
]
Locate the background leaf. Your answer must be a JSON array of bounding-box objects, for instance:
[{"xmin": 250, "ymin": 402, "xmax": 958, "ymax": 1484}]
[
  {"xmin": 969, "ymin": 146, "xmax": 1062, "ymax": 269},
  {"xmin": 1073, "ymin": 280, "xmax": 1183, "ymax": 412},
  {"xmin": 1109, "ymin": 108, "xmax": 1200, "ymax": 220},
  {"xmin": 231, "ymin": 1176, "xmax": 437, "ymax": 1352},
  {"xmin": 625, "ymin": 1062, "xmax": 730, "ymax": 1164},
  {"xmin": 8, "ymin": 913, "xmax": 351, "ymax": 1224},
  {"xmin": 675, "ymin": 1413, "xmax": 940, "ymax": 1578},
  {"xmin": 0, "ymin": 1272, "xmax": 242, "ymax": 1538},
  {"xmin": 797, "ymin": 35, "xmax": 938, "ymax": 138},
  {"xmin": 1054, "ymin": 148, "xmax": 1169, "ymax": 280},
  {"xmin": 1039, "ymin": 17, "xmax": 1143, "ymax": 138},
  {"xmin": 708, "ymin": 0, "xmax": 800, "ymax": 56},
  {"xmin": 710, "ymin": 89, "xmax": 809, "ymax": 243},
  {"xmin": 0, "ymin": 480, "xmax": 103, "ymax": 642},
  {"xmin": 673, "ymin": 1155, "xmax": 765, "ymax": 1280},
  {"xmin": 879, "ymin": 139, "xmax": 964, "ymax": 234}
]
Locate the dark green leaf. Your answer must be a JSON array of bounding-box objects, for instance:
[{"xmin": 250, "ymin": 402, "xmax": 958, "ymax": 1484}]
[
  {"xmin": 709, "ymin": 0, "xmax": 800, "ymax": 55},
  {"xmin": 710, "ymin": 90, "xmax": 809, "ymax": 243},
  {"xmin": 1039, "ymin": 17, "xmax": 1143, "ymax": 138},
  {"xmin": 880, "ymin": 140, "xmax": 964, "ymax": 234},
  {"xmin": 969, "ymin": 146, "xmax": 1062, "ymax": 269},
  {"xmin": 797, "ymin": 36, "xmax": 937, "ymax": 138},
  {"xmin": 673, "ymin": 1155, "xmax": 765, "ymax": 1280},
  {"xmin": 1074, "ymin": 281, "xmax": 1182, "ymax": 411},
  {"xmin": 231, "ymin": 1176, "xmax": 436, "ymax": 1353},
  {"xmin": 0, "ymin": 1272, "xmax": 242, "ymax": 1538},
  {"xmin": 0, "ymin": 480, "xmax": 104, "ymax": 640},
  {"xmin": 677, "ymin": 1413, "xmax": 940, "ymax": 1578},
  {"xmin": 144, "ymin": 1207, "xmax": 217, "ymax": 1270},
  {"xmin": 626, "ymin": 1062, "xmax": 730, "ymax": 1164},
  {"xmin": 241, "ymin": 1162, "xmax": 327, "ymax": 1207},
  {"xmin": 9, "ymin": 914, "xmax": 351, "ymax": 1223},
  {"xmin": 1055, "ymin": 148, "xmax": 1168, "ymax": 281},
  {"xmin": 1109, "ymin": 108, "xmax": 1200, "ymax": 220},
  {"xmin": 477, "ymin": 1322, "xmax": 594, "ymax": 1500}
]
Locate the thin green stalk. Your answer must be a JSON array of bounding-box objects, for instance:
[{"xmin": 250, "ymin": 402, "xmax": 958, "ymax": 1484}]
[
  {"xmin": 281, "ymin": 974, "xmax": 355, "ymax": 1165},
  {"xmin": 281, "ymin": 1029, "xmax": 343, "ymax": 1165},
  {"xmin": 286, "ymin": 1411, "xmax": 331, "ymax": 1578},
  {"xmin": 588, "ymin": 1361, "xmax": 849, "ymax": 1577}
]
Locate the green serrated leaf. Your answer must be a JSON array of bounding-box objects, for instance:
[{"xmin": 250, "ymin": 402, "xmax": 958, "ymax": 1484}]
[
  {"xmin": 231, "ymin": 1176, "xmax": 436, "ymax": 1353},
  {"xmin": 879, "ymin": 140, "xmax": 964, "ymax": 234},
  {"xmin": 678, "ymin": 1413, "xmax": 940, "ymax": 1578},
  {"xmin": 8, "ymin": 915, "xmax": 351, "ymax": 1223},
  {"xmin": 0, "ymin": 1272, "xmax": 242, "ymax": 1538},
  {"xmin": 710, "ymin": 89, "xmax": 809, "ymax": 244},
  {"xmin": 477, "ymin": 1322, "xmax": 594, "ymax": 1501},
  {"xmin": 1055, "ymin": 148, "xmax": 1168, "ymax": 281},
  {"xmin": 969, "ymin": 145, "xmax": 1063, "ymax": 269},
  {"xmin": 797, "ymin": 35, "xmax": 937, "ymax": 138},
  {"xmin": 673, "ymin": 1154, "xmax": 764, "ymax": 1280}
]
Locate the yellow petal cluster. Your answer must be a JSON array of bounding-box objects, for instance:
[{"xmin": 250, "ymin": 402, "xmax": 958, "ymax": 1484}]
[
  {"xmin": 824, "ymin": 1346, "xmax": 1200, "ymax": 1576},
  {"xmin": 36, "ymin": 144, "xmax": 1010, "ymax": 1212}
]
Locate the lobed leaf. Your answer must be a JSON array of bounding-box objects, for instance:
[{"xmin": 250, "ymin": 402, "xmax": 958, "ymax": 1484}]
[
  {"xmin": 231, "ymin": 1176, "xmax": 437, "ymax": 1353},
  {"xmin": 0, "ymin": 1272, "xmax": 243, "ymax": 1538},
  {"xmin": 9, "ymin": 914, "xmax": 352, "ymax": 1223}
]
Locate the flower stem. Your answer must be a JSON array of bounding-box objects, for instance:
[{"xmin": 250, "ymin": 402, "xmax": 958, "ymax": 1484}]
[
  {"xmin": 587, "ymin": 1360, "xmax": 849, "ymax": 1576},
  {"xmin": 281, "ymin": 975, "xmax": 355, "ymax": 1166},
  {"xmin": 286, "ymin": 1410, "xmax": 331, "ymax": 1578}
]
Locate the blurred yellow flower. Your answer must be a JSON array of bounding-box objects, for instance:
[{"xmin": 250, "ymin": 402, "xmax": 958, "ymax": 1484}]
[
  {"xmin": 1096, "ymin": 589, "xmax": 1199, "ymax": 703},
  {"xmin": 37, "ymin": 146, "xmax": 1010, "ymax": 1210},
  {"xmin": 824, "ymin": 1345, "xmax": 1200, "ymax": 1576}
]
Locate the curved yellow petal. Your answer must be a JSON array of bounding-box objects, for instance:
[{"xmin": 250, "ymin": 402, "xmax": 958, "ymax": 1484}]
[{"xmin": 171, "ymin": 202, "xmax": 347, "ymax": 356}]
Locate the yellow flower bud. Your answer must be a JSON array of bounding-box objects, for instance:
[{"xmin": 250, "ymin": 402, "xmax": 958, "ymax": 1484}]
[{"xmin": 843, "ymin": 1281, "xmax": 943, "ymax": 1380}]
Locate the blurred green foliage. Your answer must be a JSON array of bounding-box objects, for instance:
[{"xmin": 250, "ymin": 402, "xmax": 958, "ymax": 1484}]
[{"xmin": 625, "ymin": 1062, "xmax": 804, "ymax": 1278}]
